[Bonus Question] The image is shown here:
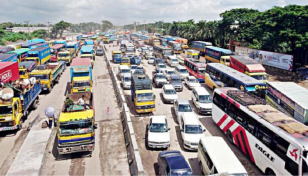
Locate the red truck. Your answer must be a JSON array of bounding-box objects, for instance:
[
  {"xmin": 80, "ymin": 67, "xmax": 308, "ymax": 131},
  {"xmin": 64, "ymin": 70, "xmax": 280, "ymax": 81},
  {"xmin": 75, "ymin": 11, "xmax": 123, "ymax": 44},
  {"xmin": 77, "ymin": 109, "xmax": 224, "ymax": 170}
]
[
  {"xmin": 50, "ymin": 44, "xmax": 65, "ymax": 62},
  {"xmin": 0, "ymin": 62, "xmax": 19, "ymax": 83},
  {"xmin": 230, "ymin": 55, "xmax": 267, "ymax": 82}
]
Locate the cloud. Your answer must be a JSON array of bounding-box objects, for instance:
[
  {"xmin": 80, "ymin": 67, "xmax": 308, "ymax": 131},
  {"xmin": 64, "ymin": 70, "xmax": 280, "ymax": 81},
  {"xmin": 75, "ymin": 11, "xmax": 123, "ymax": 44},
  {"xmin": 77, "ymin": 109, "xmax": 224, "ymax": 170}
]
[{"xmin": 0, "ymin": 0, "xmax": 306, "ymax": 25}]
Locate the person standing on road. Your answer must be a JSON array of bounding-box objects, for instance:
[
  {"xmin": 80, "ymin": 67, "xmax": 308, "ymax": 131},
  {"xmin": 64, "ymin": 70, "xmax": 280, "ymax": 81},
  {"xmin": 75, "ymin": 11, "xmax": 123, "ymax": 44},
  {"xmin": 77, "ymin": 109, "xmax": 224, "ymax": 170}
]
[{"xmin": 45, "ymin": 106, "xmax": 55, "ymax": 128}]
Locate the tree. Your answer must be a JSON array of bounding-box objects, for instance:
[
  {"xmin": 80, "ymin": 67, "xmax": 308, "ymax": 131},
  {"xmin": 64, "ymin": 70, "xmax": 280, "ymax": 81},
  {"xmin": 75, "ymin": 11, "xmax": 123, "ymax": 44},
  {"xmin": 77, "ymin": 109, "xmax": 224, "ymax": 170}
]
[
  {"xmin": 101, "ymin": 20, "xmax": 113, "ymax": 32},
  {"xmin": 51, "ymin": 20, "xmax": 70, "ymax": 39},
  {"xmin": 31, "ymin": 29, "xmax": 47, "ymax": 38}
]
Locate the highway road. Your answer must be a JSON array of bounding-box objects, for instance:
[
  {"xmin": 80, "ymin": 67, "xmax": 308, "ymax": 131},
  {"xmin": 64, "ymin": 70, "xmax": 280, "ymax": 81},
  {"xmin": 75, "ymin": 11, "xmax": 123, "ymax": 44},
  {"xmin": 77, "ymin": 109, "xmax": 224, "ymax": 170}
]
[{"xmin": 105, "ymin": 43, "xmax": 263, "ymax": 176}]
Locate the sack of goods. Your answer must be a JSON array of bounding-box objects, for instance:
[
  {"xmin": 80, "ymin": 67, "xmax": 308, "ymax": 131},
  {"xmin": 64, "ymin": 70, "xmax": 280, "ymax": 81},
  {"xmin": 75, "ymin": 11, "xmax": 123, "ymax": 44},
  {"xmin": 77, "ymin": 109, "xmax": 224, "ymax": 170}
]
[
  {"xmin": 0, "ymin": 88, "xmax": 14, "ymax": 100},
  {"xmin": 45, "ymin": 106, "xmax": 55, "ymax": 118}
]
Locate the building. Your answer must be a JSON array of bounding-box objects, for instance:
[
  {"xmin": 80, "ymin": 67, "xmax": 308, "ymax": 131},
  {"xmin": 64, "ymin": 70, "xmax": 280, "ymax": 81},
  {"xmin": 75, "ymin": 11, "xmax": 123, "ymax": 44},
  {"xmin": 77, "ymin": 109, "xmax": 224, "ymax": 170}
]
[{"xmin": 12, "ymin": 27, "xmax": 51, "ymax": 33}]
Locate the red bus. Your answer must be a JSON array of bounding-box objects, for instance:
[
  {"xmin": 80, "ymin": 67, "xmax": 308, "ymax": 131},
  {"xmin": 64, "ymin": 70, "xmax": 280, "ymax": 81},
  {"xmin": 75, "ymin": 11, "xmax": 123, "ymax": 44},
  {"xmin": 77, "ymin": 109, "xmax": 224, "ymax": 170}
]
[
  {"xmin": 184, "ymin": 58, "xmax": 206, "ymax": 82},
  {"xmin": 50, "ymin": 44, "xmax": 65, "ymax": 62}
]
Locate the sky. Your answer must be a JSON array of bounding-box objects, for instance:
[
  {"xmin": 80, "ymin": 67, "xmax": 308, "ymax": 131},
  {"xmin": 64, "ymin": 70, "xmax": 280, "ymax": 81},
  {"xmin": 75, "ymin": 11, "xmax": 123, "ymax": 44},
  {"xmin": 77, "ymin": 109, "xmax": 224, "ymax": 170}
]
[{"xmin": 0, "ymin": 0, "xmax": 307, "ymax": 25}]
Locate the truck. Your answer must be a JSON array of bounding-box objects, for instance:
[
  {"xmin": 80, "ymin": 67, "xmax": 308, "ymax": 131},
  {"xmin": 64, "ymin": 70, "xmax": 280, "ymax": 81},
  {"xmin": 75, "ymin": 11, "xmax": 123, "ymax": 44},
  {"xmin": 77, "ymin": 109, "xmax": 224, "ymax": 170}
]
[
  {"xmin": 149, "ymin": 38, "xmax": 160, "ymax": 46},
  {"xmin": 103, "ymin": 35, "xmax": 110, "ymax": 44},
  {"xmin": 21, "ymin": 42, "xmax": 42, "ymax": 49},
  {"xmin": 0, "ymin": 62, "xmax": 19, "ymax": 83},
  {"xmin": 50, "ymin": 44, "xmax": 65, "ymax": 62},
  {"xmin": 70, "ymin": 58, "xmax": 93, "ymax": 94},
  {"xmin": 112, "ymin": 51, "xmax": 122, "ymax": 63},
  {"xmin": 131, "ymin": 74, "xmax": 155, "ymax": 113},
  {"xmin": 0, "ymin": 80, "xmax": 41, "ymax": 132},
  {"xmin": 230, "ymin": 55, "xmax": 267, "ymax": 82},
  {"xmin": 0, "ymin": 54, "xmax": 18, "ymax": 62},
  {"xmin": 30, "ymin": 42, "xmax": 49, "ymax": 49},
  {"xmin": 54, "ymin": 40, "xmax": 67, "ymax": 48},
  {"xmin": 191, "ymin": 41, "xmax": 213, "ymax": 56},
  {"xmin": 57, "ymin": 49, "xmax": 74, "ymax": 65},
  {"xmin": 57, "ymin": 92, "xmax": 96, "ymax": 155},
  {"xmin": 26, "ymin": 47, "xmax": 51, "ymax": 65},
  {"xmin": 85, "ymin": 40, "xmax": 95, "ymax": 47},
  {"xmin": 18, "ymin": 61, "xmax": 37, "ymax": 80},
  {"xmin": 109, "ymin": 35, "xmax": 116, "ymax": 43},
  {"xmin": 80, "ymin": 46, "xmax": 95, "ymax": 64},
  {"xmin": 66, "ymin": 42, "xmax": 79, "ymax": 58},
  {"xmin": 30, "ymin": 62, "xmax": 65, "ymax": 92}
]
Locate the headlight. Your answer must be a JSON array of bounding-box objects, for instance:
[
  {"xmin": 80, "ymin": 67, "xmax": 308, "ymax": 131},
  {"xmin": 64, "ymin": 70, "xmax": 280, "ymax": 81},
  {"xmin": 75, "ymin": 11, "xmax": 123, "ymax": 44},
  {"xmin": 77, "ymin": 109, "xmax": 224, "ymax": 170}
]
[{"xmin": 184, "ymin": 140, "xmax": 190, "ymax": 145}]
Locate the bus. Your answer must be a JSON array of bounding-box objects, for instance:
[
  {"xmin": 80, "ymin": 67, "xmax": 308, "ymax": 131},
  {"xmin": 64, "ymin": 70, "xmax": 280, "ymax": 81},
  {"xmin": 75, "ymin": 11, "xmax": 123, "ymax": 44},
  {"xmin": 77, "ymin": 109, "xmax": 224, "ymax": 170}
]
[
  {"xmin": 191, "ymin": 41, "xmax": 212, "ymax": 56},
  {"xmin": 159, "ymin": 37, "xmax": 167, "ymax": 46},
  {"xmin": 175, "ymin": 38, "xmax": 188, "ymax": 49},
  {"xmin": 204, "ymin": 46, "xmax": 233, "ymax": 66},
  {"xmin": 266, "ymin": 82, "xmax": 308, "ymax": 125},
  {"xmin": 184, "ymin": 58, "xmax": 206, "ymax": 82},
  {"xmin": 7, "ymin": 48, "xmax": 29, "ymax": 62},
  {"xmin": 230, "ymin": 55, "xmax": 267, "ymax": 82},
  {"xmin": 124, "ymin": 43, "xmax": 136, "ymax": 56},
  {"xmin": 205, "ymin": 63, "xmax": 266, "ymax": 97},
  {"xmin": 153, "ymin": 45, "xmax": 173, "ymax": 60},
  {"xmin": 212, "ymin": 87, "xmax": 308, "ymax": 176},
  {"xmin": 186, "ymin": 49, "xmax": 200, "ymax": 59},
  {"xmin": 167, "ymin": 41, "xmax": 182, "ymax": 54}
]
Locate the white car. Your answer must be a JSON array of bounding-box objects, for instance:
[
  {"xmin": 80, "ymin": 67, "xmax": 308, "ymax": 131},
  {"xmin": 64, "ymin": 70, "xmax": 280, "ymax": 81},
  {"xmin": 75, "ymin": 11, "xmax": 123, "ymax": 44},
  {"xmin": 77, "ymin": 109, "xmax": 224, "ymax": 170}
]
[
  {"xmin": 176, "ymin": 55, "xmax": 184, "ymax": 65},
  {"xmin": 148, "ymin": 46, "xmax": 153, "ymax": 51},
  {"xmin": 147, "ymin": 116, "xmax": 170, "ymax": 149},
  {"xmin": 175, "ymin": 65, "xmax": 189, "ymax": 80},
  {"xmin": 167, "ymin": 55, "xmax": 179, "ymax": 67},
  {"xmin": 185, "ymin": 76, "xmax": 201, "ymax": 89},
  {"xmin": 192, "ymin": 87, "xmax": 212, "ymax": 115},
  {"xmin": 148, "ymin": 57, "xmax": 155, "ymax": 64},
  {"xmin": 156, "ymin": 63, "xmax": 167, "ymax": 72},
  {"xmin": 180, "ymin": 113, "xmax": 205, "ymax": 151},
  {"xmin": 162, "ymin": 85, "xmax": 178, "ymax": 104},
  {"xmin": 121, "ymin": 73, "xmax": 131, "ymax": 89},
  {"xmin": 174, "ymin": 99, "xmax": 196, "ymax": 124},
  {"xmin": 163, "ymin": 69, "xmax": 176, "ymax": 81}
]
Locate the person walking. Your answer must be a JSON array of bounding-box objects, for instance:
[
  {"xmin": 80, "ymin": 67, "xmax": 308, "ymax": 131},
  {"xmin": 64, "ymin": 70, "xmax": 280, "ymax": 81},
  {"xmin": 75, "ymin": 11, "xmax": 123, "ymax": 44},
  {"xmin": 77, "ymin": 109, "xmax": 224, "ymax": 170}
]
[{"xmin": 45, "ymin": 106, "xmax": 55, "ymax": 129}]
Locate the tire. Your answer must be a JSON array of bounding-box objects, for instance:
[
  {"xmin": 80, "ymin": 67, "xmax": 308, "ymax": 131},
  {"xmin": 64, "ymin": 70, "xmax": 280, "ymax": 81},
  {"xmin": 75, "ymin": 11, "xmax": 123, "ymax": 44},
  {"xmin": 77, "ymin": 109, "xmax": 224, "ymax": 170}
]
[
  {"xmin": 199, "ymin": 162, "xmax": 204, "ymax": 175},
  {"xmin": 227, "ymin": 130, "xmax": 234, "ymax": 144},
  {"xmin": 18, "ymin": 120, "xmax": 23, "ymax": 130},
  {"xmin": 266, "ymin": 169, "xmax": 275, "ymax": 176}
]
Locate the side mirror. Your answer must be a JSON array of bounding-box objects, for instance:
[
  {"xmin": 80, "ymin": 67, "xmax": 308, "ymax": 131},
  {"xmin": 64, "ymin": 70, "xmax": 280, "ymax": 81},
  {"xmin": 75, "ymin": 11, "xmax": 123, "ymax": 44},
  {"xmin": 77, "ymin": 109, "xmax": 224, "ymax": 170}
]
[
  {"xmin": 94, "ymin": 124, "xmax": 98, "ymax": 129},
  {"xmin": 196, "ymin": 98, "xmax": 199, "ymax": 101},
  {"xmin": 203, "ymin": 129, "xmax": 206, "ymax": 132},
  {"xmin": 153, "ymin": 95, "xmax": 156, "ymax": 99},
  {"xmin": 168, "ymin": 128, "xmax": 171, "ymax": 131}
]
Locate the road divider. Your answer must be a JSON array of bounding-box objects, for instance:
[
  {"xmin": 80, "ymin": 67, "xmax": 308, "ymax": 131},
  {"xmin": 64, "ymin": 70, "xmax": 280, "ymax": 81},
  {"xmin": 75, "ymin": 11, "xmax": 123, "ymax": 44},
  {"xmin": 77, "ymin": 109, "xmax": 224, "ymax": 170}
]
[{"xmin": 103, "ymin": 45, "xmax": 145, "ymax": 176}]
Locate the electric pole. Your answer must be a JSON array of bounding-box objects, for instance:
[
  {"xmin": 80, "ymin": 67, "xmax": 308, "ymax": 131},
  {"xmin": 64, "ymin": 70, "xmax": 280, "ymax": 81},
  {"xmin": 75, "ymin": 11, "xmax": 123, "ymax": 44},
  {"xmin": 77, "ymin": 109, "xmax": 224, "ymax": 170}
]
[
  {"xmin": 46, "ymin": 21, "xmax": 52, "ymax": 38},
  {"xmin": 144, "ymin": 20, "xmax": 145, "ymax": 32},
  {"xmin": 24, "ymin": 20, "xmax": 31, "ymax": 38}
]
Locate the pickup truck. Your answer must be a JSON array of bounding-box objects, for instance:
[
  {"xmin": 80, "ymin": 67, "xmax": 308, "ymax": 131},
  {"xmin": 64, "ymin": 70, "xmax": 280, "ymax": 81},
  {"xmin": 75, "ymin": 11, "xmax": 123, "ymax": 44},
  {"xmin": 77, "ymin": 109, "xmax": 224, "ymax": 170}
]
[
  {"xmin": 0, "ymin": 81, "xmax": 41, "ymax": 131},
  {"xmin": 30, "ymin": 62, "xmax": 65, "ymax": 92}
]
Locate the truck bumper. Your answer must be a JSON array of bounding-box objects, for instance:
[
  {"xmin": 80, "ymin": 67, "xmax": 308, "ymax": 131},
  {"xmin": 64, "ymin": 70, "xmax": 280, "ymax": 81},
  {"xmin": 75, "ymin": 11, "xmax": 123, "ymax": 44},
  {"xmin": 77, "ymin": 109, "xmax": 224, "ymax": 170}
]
[
  {"xmin": 136, "ymin": 108, "xmax": 155, "ymax": 113},
  {"xmin": 58, "ymin": 143, "xmax": 95, "ymax": 155},
  {"xmin": 0, "ymin": 125, "xmax": 18, "ymax": 132}
]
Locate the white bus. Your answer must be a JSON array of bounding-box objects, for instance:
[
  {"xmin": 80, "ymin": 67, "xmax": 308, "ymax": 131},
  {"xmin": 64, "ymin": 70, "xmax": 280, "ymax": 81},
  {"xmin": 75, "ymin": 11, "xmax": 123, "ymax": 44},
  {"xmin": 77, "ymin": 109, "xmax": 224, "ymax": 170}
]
[
  {"xmin": 212, "ymin": 87, "xmax": 308, "ymax": 176},
  {"xmin": 125, "ymin": 43, "xmax": 136, "ymax": 56}
]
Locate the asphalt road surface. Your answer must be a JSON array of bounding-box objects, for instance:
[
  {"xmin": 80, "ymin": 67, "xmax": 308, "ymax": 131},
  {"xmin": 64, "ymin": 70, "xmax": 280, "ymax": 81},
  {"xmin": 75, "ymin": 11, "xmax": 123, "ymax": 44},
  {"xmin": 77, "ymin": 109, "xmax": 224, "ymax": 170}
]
[{"xmin": 105, "ymin": 43, "xmax": 263, "ymax": 176}]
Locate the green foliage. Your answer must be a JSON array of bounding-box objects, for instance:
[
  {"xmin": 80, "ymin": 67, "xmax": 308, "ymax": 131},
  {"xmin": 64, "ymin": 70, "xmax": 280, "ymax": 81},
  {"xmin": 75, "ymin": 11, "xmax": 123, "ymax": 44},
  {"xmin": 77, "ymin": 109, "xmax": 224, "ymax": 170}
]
[
  {"xmin": 102, "ymin": 20, "xmax": 113, "ymax": 32},
  {"xmin": 51, "ymin": 20, "xmax": 71, "ymax": 38},
  {"xmin": 31, "ymin": 29, "xmax": 47, "ymax": 38},
  {"xmin": 71, "ymin": 22, "xmax": 102, "ymax": 33}
]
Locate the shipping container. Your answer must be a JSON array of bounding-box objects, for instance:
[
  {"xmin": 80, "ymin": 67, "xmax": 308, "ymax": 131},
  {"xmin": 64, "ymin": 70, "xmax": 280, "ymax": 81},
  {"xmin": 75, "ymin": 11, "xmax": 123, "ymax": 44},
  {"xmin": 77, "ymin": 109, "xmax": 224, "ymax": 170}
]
[{"xmin": 0, "ymin": 62, "xmax": 19, "ymax": 83}]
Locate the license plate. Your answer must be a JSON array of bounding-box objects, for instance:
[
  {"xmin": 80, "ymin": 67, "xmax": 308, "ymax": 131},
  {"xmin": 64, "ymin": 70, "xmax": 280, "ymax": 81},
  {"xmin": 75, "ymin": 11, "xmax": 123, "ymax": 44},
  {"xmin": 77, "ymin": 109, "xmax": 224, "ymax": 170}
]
[
  {"xmin": 72, "ymin": 146, "xmax": 81, "ymax": 151},
  {"xmin": 43, "ymin": 88, "xmax": 47, "ymax": 90}
]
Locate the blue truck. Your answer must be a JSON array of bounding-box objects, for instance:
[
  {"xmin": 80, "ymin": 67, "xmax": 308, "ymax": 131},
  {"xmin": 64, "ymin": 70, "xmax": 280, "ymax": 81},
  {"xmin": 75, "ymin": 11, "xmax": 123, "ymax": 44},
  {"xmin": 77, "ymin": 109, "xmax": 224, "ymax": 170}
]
[
  {"xmin": 30, "ymin": 42, "xmax": 49, "ymax": 49},
  {"xmin": 85, "ymin": 40, "xmax": 94, "ymax": 46},
  {"xmin": 109, "ymin": 35, "xmax": 117, "ymax": 42},
  {"xmin": 0, "ymin": 53, "xmax": 18, "ymax": 62},
  {"xmin": 191, "ymin": 41, "xmax": 213, "ymax": 56},
  {"xmin": 80, "ymin": 46, "xmax": 95, "ymax": 61},
  {"xmin": 26, "ymin": 47, "xmax": 51, "ymax": 65},
  {"xmin": 28, "ymin": 38, "xmax": 45, "ymax": 43}
]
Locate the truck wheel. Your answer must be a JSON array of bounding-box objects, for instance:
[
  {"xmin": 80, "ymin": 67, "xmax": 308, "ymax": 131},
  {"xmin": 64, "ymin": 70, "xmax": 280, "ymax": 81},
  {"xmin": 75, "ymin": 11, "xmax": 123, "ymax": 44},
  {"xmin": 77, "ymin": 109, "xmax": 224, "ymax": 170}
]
[
  {"xmin": 18, "ymin": 120, "xmax": 23, "ymax": 130},
  {"xmin": 32, "ymin": 99, "xmax": 39, "ymax": 110},
  {"xmin": 48, "ymin": 85, "xmax": 53, "ymax": 93}
]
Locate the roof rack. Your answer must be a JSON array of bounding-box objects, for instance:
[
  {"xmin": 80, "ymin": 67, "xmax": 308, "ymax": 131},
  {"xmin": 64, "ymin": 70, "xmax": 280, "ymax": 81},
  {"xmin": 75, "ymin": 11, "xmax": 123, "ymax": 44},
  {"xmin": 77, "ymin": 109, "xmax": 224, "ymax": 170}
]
[{"xmin": 227, "ymin": 90, "xmax": 266, "ymax": 106}]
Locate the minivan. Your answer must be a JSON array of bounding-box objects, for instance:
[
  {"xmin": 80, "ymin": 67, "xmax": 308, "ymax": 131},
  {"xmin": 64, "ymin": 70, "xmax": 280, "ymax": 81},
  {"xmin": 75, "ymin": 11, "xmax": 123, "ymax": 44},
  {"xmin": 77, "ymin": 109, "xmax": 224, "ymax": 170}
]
[
  {"xmin": 118, "ymin": 65, "xmax": 130, "ymax": 80},
  {"xmin": 198, "ymin": 137, "xmax": 247, "ymax": 175},
  {"xmin": 175, "ymin": 65, "xmax": 189, "ymax": 80},
  {"xmin": 167, "ymin": 55, "xmax": 179, "ymax": 67},
  {"xmin": 192, "ymin": 87, "xmax": 212, "ymax": 115}
]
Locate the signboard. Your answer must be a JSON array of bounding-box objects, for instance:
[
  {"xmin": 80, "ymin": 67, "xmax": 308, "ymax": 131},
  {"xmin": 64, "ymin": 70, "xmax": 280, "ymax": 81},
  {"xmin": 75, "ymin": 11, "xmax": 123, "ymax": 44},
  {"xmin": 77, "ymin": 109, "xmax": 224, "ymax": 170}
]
[
  {"xmin": 234, "ymin": 46, "xmax": 257, "ymax": 56},
  {"xmin": 205, "ymin": 47, "xmax": 221, "ymax": 61}
]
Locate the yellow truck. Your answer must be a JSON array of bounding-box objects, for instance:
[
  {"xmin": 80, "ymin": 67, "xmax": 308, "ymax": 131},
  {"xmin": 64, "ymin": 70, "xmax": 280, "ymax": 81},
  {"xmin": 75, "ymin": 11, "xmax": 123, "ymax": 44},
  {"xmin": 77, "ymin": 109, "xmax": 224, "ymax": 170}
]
[
  {"xmin": 30, "ymin": 62, "xmax": 65, "ymax": 92},
  {"xmin": 131, "ymin": 74, "xmax": 155, "ymax": 113},
  {"xmin": 18, "ymin": 61, "xmax": 37, "ymax": 80},
  {"xmin": 0, "ymin": 81, "xmax": 41, "ymax": 132},
  {"xmin": 70, "ymin": 58, "xmax": 93, "ymax": 94},
  {"xmin": 57, "ymin": 49, "xmax": 74, "ymax": 66},
  {"xmin": 57, "ymin": 92, "xmax": 96, "ymax": 155}
]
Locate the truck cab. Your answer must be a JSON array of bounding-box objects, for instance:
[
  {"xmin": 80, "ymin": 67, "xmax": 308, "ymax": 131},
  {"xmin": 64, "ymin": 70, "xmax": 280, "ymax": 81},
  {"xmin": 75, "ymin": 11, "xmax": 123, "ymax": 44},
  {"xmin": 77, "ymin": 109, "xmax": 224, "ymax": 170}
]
[
  {"xmin": 57, "ymin": 50, "xmax": 73, "ymax": 65},
  {"xmin": 71, "ymin": 76, "xmax": 92, "ymax": 93},
  {"xmin": 18, "ymin": 61, "xmax": 37, "ymax": 80},
  {"xmin": 121, "ymin": 56, "xmax": 131, "ymax": 67},
  {"xmin": 112, "ymin": 51, "xmax": 122, "ymax": 63},
  {"xmin": 30, "ymin": 69, "xmax": 52, "ymax": 91},
  {"xmin": 0, "ymin": 97, "xmax": 23, "ymax": 131}
]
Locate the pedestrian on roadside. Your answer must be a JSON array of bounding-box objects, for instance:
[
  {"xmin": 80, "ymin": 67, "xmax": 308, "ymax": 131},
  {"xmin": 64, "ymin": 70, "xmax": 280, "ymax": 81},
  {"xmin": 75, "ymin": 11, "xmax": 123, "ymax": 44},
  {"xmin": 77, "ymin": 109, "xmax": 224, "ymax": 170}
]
[{"xmin": 45, "ymin": 106, "xmax": 55, "ymax": 129}]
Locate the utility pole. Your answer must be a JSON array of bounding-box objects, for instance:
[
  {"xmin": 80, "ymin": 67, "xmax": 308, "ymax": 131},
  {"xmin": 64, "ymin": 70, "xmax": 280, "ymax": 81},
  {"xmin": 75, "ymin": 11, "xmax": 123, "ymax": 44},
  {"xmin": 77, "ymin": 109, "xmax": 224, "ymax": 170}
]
[
  {"xmin": 46, "ymin": 21, "xmax": 52, "ymax": 38},
  {"xmin": 144, "ymin": 20, "xmax": 145, "ymax": 32},
  {"xmin": 24, "ymin": 20, "xmax": 31, "ymax": 38},
  {"xmin": 162, "ymin": 20, "xmax": 164, "ymax": 34}
]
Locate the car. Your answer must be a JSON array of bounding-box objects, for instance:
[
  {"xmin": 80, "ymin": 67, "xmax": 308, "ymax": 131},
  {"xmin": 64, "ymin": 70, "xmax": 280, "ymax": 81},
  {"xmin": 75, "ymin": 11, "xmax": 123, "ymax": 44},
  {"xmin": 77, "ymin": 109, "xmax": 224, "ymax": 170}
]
[
  {"xmin": 153, "ymin": 73, "xmax": 168, "ymax": 88},
  {"xmin": 169, "ymin": 74, "xmax": 183, "ymax": 92},
  {"xmin": 121, "ymin": 73, "xmax": 131, "ymax": 89},
  {"xmin": 96, "ymin": 48, "xmax": 104, "ymax": 56},
  {"xmin": 147, "ymin": 116, "xmax": 170, "ymax": 149},
  {"xmin": 167, "ymin": 55, "xmax": 179, "ymax": 67},
  {"xmin": 156, "ymin": 63, "xmax": 167, "ymax": 72},
  {"xmin": 163, "ymin": 69, "xmax": 176, "ymax": 81},
  {"xmin": 144, "ymin": 51, "xmax": 153, "ymax": 60},
  {"xmin": 154, "ymin": 58, "xmax": 164, "ymax": 66},
  {"xmin": 131, "ymin": 56, "xmax": 141, "ymax": 65},
  {"xmin": 158, "ymin": 150, "xmax": 192, "ymax": 176},
  {"xmin": 148, "ymin": 46, "xmax": 153, "ymax": 51},
  {"xmin": 140, "ymin": 46, "xmax": 149, "ymax": 55},
  {"xmin": 185, "ymin": 76, "xmax": 201, "ymax": 89},
  {"xmin": 173, "ymin": 99, "xmax": 196, "ymax": 124},
  {"xmin": 176, "ymin": 55, "xmax": 184, "ymax": 65},
  {"xmin": 192, "ymin": 87, "xmax": 212, "ymax": 115},
  {"xmin": 148, "ymin": 57, "xmax": 155, "ymax": 64},
  {"xmin": 161, "ymin": 84, "xmax": 178, "ymax": 104},
  {"xmin": 180, "ymin": 114, "xmax": 205, "ymax": 150},
  {"xmin": 118, "ymin": 65, "xmax": 130, "ymax": 80},
  {"xmin": 131, "ymin": 65, "xmax": 144, "ymax": 74},
  {"xmin": 175, "ymin": 65, "xmax": 189, "ymax": 80}
]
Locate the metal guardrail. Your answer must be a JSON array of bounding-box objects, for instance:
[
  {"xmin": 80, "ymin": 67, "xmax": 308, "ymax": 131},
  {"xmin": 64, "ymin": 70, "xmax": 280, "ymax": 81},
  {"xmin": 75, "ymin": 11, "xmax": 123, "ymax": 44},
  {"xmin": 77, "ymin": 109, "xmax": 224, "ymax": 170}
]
[{"xmin": 102, "ymin": 46, "xmax": 145, "ymax": 176}]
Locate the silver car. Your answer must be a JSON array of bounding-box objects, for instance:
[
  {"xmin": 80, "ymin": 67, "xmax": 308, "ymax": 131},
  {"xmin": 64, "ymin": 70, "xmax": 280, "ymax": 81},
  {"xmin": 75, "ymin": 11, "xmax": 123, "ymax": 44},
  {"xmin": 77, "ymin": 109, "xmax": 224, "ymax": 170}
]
[{"xmin": 170, "ymin": 74, "xmax": 183, "ymax": 92}]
